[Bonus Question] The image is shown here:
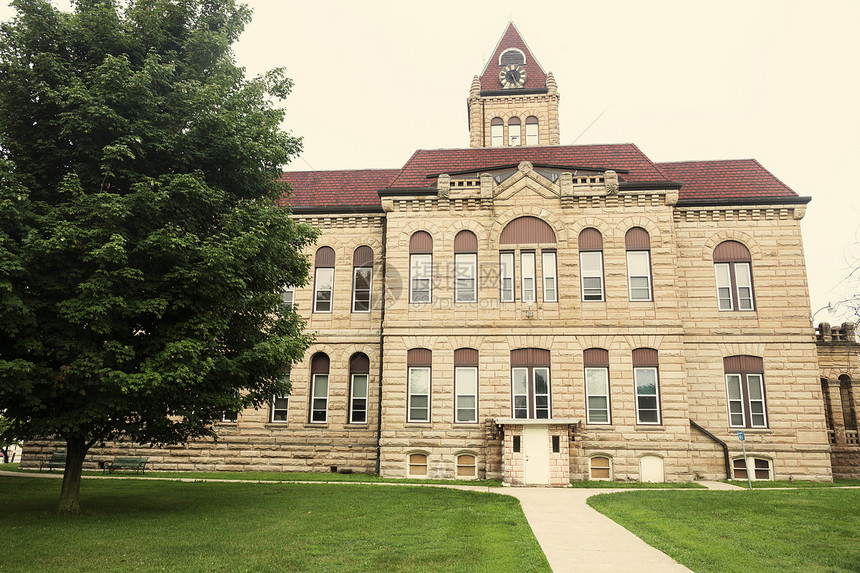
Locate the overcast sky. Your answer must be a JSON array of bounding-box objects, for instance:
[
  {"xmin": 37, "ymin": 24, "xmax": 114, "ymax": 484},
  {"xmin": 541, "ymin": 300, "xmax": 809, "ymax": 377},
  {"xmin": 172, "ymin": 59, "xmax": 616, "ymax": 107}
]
[{"xmin": 3, "ymin": 0, "xmax": 859, "ymax": 325}]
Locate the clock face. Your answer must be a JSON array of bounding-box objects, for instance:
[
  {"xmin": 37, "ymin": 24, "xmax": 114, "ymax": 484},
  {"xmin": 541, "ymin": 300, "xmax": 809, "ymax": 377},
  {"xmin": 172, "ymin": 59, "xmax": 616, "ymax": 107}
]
[{"xmin": 499, "ymin": 64, "xmax": 527, "ymax": 89}]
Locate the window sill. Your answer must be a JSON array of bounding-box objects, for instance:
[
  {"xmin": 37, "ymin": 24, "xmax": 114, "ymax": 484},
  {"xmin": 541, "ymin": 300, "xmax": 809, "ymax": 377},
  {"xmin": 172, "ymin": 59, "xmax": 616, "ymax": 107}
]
[
  {"xmin": 304, "ymin": 423, "xmax": 328, "ymax": 429},
  {"xmin": 730, "ymin": 428, "xmax": 772, "ymax": 434},
  {"xmin": 345, "ymin": 423, "xmax": 369, "ymax": 428},
  {"xmin": 585, "ymin": 425, "xmax": 615, "ymax": 431},
  {"xmin": 264, "ymin": 423, "xmax": 289, "ymax": 429},
  {"xmin": 634, "ymin": 425, "xmax": 665, "ymax": 431},
  {"xmin": 405, "ymin": 422, "xmax": 431, "ymax": 427}
]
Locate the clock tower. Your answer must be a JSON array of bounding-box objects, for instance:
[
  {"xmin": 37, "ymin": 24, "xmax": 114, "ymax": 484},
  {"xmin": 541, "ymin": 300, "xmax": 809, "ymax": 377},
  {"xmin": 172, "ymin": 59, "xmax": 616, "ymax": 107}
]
[{"xmin": 468, "ymin": 22, "xmax": 560, "ymax": 148}]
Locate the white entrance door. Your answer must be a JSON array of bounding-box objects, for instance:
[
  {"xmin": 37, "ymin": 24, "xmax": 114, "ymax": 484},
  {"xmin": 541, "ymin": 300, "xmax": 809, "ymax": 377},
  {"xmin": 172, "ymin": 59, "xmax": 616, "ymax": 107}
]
[
  {"xmin": 523, "ymin": 425, "xmax": 550, "ymax": 485},
  {"xmin": 640, "ymin": 455, "xmax": 665, "ymax": 482}
]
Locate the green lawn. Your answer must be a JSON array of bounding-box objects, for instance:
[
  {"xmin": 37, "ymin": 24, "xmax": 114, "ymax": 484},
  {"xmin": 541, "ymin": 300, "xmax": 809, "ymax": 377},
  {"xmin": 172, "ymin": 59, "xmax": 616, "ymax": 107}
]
[
  {"xmin": 588, "ymin": 489, "xmax": 860, "ymax": 573},
  {"xmin": 0, "ymin": 475, "xmax": 549, "ymax": 573}
]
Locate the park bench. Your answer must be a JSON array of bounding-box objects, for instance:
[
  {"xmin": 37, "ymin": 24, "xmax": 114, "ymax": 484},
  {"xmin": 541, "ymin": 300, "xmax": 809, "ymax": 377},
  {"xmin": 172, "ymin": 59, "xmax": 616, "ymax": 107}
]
[
  {"xmin": 39, "ymin": 452, "xmax": 67, "ymax": 472},
  {"xmin": 104, "ymin": 456, "xmax": 149, "ymax": 474}
]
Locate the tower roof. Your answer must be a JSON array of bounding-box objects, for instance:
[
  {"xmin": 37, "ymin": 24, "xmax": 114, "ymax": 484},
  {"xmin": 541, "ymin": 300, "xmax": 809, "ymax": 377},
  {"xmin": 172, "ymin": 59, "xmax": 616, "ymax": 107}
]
[{"xmin": 479, "ymin": 22, "xmax": 548, "ymax": 93}]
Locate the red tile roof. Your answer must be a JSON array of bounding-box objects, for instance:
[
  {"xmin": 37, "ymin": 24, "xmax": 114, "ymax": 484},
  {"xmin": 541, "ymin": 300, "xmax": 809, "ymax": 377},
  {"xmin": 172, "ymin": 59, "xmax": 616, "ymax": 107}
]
[
  {"xmin": 278, "ymin": 169, "xmax": 399, "ymax": 210},
  {"xmin": 279, "ymin": 148, "xmax": 802, "ymax": 211},
  {"xmin": 479, "ymin": 22, "xmax": 547, "ymax": 92},
  {"xmin": 389, "ymin": 144, "xmax": 667, "ymax": 188},
  {"xmin": 657, "ymin": 159, "xmax": 798, "ymax": 201}
]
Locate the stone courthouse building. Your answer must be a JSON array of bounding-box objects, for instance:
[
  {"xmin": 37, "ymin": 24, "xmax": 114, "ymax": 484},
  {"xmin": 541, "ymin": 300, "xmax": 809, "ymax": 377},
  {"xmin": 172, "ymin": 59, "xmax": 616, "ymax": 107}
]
[{"xmin": 27, "ymin": 24, "xmax": 859, "ymax": 483}]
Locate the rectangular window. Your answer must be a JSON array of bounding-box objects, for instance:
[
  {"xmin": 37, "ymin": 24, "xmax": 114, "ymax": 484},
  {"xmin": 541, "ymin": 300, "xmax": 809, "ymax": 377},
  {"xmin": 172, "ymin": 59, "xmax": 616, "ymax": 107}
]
[
  {"xmin": 282, "ymin": 287, "xmax": 295, "ymax": 307},
  {"xmin": 534, "ymin": 367, "xmax": 550, "ymax": 419},
  {"xmin": 634, "ymin": 367, "xmax": 661, "ymax": 424},
  {"xmin": 521, "ymin": 251, "xmax": 536, "ymax": 303},
  {"xmin": 511, "ymin": 365, "xmax": 550, "ymax": 419},
  {"xmin": 408, "ymin": 366, "xmax": 431, "ymax": 422},
  {"xmin": 726, "ymin": 373, "xmax": 767, "ymax": 428},
  {"xmin": 313, "ymin": 268, "xmax": 334, "ymax": 313},
  {"xmin": 491, "ymin": 123, "xmax": 503, "ymax": 147},
  {"xmin": 349, "ymin": 373, "xmax": 368, "ymax": 424},
  {"xmin": 512, "ymin": 367, "xmax": 529, "ymax": 419},
  {"xmin": 627, "ymin": 251, "xmax": 652, "ymax": 301},
  {"xmin": 747, "ymin": 374, "xmax": 767, "ymax": 427},
  {"xmin": 455, "ymin": 366, "xmax": 478, "ymax": 423},
  {"xmin": 410, "ymin": 254, "xmax": 432, "ymax": 303},
  {"xmin": 715, "ymin": 262, "xmax": 755, "ymax": 311},
  {"xmin": 221, "ymin": 412, "xmax": 237, "ymax": 423},
  {"xmin": 310, "ymin": 373, "xmax": 328, "ymax": 423},
  {"xmin": 552, "ymin": 435, "xmax": 560, "ymax": 453},
  {"xmin": 735, "ymin": 263, "xmax": 754, "ymax": 310},
  {"xmin": 455, "ymin": 253, "xmax": 477, "ymax": 303},
  {"xmin": 542, "ymin": 251, "xmax": 557, "ymax": 303},
  {"xmin": 500, "ymin": 252, "xmax": 515, "ymax": 302},
  {"xmin": 271, "ymin": 395, "xmax": 289, "ymax": 423},
  {"xmin": 352, "ymin": 267, "xmax": 372, "ymax": 313},
  {"xmin": 508, "ymin": 122, "xmax": 521, "ymax": 146},
  {"xmin": 715, "ymin": 263, "xmax": 734, "ymax": 310},
  {"xmin": 525, "ymin": 122, "xmax": 538, "ymax": 145},
  {"xmin": 585, "ymin": 367, "xmax": 610, "ymax": 424},
  {"xmin": 580, "ymin": 251, "xmax": 604, "ymax": 301},
  {"xmin": 513, "ymin": 435, "xmax": 521, "ymax": 453}
]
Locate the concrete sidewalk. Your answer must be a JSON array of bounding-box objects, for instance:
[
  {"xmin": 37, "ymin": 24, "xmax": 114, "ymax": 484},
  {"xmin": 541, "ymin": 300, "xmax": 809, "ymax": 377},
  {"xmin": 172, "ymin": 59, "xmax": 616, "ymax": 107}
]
[{"xmin": 502, "ymin": 487, "xmax": 693, "ymax": 573}]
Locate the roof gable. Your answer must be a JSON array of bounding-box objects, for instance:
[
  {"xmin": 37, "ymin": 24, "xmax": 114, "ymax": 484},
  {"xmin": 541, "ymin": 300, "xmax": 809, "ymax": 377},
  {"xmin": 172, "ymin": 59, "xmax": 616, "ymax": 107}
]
[
  {"xmin": 389, "ymin": 144, "xmax": 668, "ymax": 189},
  {"xmin": 479, "ymin": 22, "xmax": 548, "ymax": 92}
]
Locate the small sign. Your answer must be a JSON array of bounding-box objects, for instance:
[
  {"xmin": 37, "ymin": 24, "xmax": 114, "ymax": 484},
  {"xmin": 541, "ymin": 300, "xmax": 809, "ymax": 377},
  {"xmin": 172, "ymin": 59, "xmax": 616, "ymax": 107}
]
[{"xmin": 738, "ymin": 431, "xmax": 745, "ymax": 441}]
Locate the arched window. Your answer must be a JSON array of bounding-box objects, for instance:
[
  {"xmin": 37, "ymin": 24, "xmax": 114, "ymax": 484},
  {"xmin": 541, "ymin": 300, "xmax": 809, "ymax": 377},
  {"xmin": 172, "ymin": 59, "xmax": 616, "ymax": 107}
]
[
  {"xmin": 490, "ymin": 117, "xmax": 504, "ymax": 147},
  {"xmin": 625, "ymin": 228, "xmax": 652, "ymax": 301},
  {"xmin": 271, "ymin": 371, "xmax": 290, "ymax": 423},
  {"xmin": 579, "ymin": 228, "xmax": 604, "ymax": 302},
  {"xmin": 584, "ymin": 348, "xmax": 610, "ymax": 424},
  {"xmin": 409, "ymin": 232, "xmax": 433, "ymax": 304},
  {"xmin": 352, "ymin": 246, "xmax": 373, "ymax": 313},
  {"xmin": 313, "ymin": 247, "xmax": 335, "ymax": 313},
  {"xmin": 499, "ymin": 48, "xmax": 525, "ymax": 66},
  {"xmin": 349, "ymin": 353, "xmax": 369, "ymax": 424},
  {"xmin": 499, "ymin": 217, "xmax": 557, "ymax": 304},
  {"xmin": 456, "ymin": 454, "xmax": 477, "ymax": 478},
  {"xmin": 454, "ymin": 348, "xmax": 478, "ymax": 423},
  {"xmin": 590, "ymin": 456, "xmax": 612, "ymax": 480},
  {"xmin": 724, "ymin": 355, "xmax": 767, "ymax": 428},
  {"xmin": 511, "ymin": 348, "xmax": 551, "ymax": 419},
  {"xmin": 407, "ymin": 349, "xmax": 432, "ymax": 422},
  {"xmin": 714, "ymin": 241, "xmax": 755, "ymax": 311},
  {"xmin": 525, "ymin": 116, "xmax": 539, "ymax": 145},
  {"xmin": 732, "ymin": 457, "xmax": 772, "ymax": 481},
  {"xmin": 454, "ymin": 231, "xmax": 478, "ymax": 303},
  {"xmin": 508, "ymin": 117, "xmax": 521, "ymax": 146},
  {"xmin": 633, "ymin": 348, "xmax": 661, "ymax": 425},
  {"xmin": 309, "ymin": 353, "xmax": 330, "ymax": 423},
  {"xmin": 408, "ymin": 453, "xmax": 428, "ymax": 476}
]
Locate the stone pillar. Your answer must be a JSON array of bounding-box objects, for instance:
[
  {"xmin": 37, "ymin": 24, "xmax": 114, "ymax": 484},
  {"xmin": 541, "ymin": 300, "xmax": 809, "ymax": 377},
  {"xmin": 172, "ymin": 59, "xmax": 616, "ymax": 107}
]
[
  {"xmin": 546, "ymin": 73, "xmax": 560, "ymax": 145},
  {"xmin": 468, "ymin": 75, "xmax": 482, "ymax": 148},
  {"xmin": 828, "ymin": 378, "xmax": 847, "ymax": 446},
  {"xmin": 850, "ymin": 380, "xmax": 860, "ymax": 431}
]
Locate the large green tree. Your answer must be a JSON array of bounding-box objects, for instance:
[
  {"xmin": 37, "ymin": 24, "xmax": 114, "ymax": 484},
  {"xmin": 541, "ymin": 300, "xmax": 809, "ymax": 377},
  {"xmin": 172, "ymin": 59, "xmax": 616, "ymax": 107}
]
[{"xmin": 0, "ymin": 0, "xmax": 317, "ymax": 513}]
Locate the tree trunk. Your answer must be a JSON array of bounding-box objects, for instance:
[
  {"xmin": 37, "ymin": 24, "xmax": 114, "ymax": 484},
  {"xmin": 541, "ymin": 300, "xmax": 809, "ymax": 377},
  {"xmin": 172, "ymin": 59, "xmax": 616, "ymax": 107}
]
[{"xmin": 57, "ymin": 436, "xmax": 88, "ymax": 515}]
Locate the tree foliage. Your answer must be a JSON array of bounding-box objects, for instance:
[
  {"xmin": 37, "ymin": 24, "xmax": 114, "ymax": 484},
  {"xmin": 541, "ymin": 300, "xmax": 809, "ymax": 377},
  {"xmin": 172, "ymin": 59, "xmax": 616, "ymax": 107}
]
[{"xmin": 0, "ymin": 0, "xmax": 317, "ymax": 513}]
